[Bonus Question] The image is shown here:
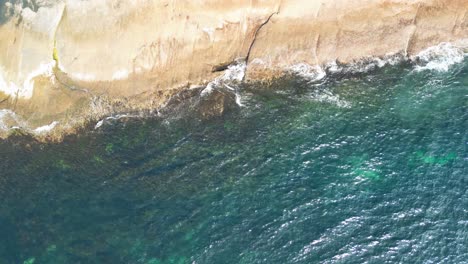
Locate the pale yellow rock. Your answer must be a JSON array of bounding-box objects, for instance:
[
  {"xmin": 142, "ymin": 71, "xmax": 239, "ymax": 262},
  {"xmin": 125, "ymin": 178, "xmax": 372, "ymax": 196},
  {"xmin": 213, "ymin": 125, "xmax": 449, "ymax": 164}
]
[{"xmin": 0, "ymin": 0, "xmax": 466, "ymax": 138}]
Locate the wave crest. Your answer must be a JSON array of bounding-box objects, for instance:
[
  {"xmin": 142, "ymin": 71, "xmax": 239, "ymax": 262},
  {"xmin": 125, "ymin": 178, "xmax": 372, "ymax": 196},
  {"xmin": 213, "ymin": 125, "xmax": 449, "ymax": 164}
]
[
  {"xmin": 412, "ymin": 42, "xmax": 466, "ymax": 72},
  {"xmin": 201, "ymin": 59, "xmax": 246, "ymax": 106}
]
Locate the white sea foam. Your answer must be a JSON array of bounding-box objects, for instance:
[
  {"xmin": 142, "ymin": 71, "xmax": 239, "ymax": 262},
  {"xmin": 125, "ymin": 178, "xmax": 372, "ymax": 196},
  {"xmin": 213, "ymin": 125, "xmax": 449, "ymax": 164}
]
[
  {"xmin": 220, "ymin": 61, "xmax": 246, "ymax": 82},
  {"xmin": 288, "ymin": 63, "xmax": 326, "ymax": 82},
  {"xmin": 235, "ymin": 93, "xmax": 243, "ymax": 107},
  {"xmin": 224, "ymin": 83, "xmax": 244, "ymax": 107},
  {"xmin": 94, "ymin": 114, "xmax": 138, "ymax": 129},
  {"xmin": 412, "ymin": 42, "xmax": 466, "ymax": 72},
  {"xmin": 34, "ymin": 121, "xmax": 59, "ymax": 133},
  {"xmin": 325, "ymin": 53, "xmax": 405, "ymax": 75},
  {"xmin": 312, "ymin": 91, "xmax": 351, "ymax": 108},
  {"xmin": 0, "ymin": 109, "xmax": 61, "ymax": 135},
  {"xmin": 200, "ymin": 82, "xmax": 215, "ymax": 97},
  {"xmin": 201, "ymin": 60, "xmax": 246, "ymax": 97},
  {"xmin": 287, "ymin": 42, "xmax": 466, "ymax": 85},
  {"xmin": 3, "ymin": 41, "xmax": 466, "ymax": 137},
  {"xmin": 0, "ymin": 109, "xmax": 21, "ymax": 131},
  {"xmin": 94, "ymin": 119, "xmax": 105, "ymax": 129}
]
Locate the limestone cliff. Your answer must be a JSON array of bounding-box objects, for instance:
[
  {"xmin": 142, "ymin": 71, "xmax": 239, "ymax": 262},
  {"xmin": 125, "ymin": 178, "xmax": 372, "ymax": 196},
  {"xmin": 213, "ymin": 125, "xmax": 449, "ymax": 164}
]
[{"xmin": 0, "ymin": 0, "xmax": 467, "ymax": 137}]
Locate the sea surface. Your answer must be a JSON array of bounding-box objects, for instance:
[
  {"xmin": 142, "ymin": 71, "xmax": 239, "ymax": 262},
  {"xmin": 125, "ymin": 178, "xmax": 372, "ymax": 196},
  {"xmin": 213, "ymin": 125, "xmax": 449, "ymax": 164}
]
[{"xmin": 0, "ymin": 51, "xmax": 467, "ymax": 263}]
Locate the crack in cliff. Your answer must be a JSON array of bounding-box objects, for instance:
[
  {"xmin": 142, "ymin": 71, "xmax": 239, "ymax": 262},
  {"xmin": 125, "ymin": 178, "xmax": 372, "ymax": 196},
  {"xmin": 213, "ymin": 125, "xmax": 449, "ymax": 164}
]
[
  {"xmin": 314, "ymin": 34, "xmax": 321, "ymax": 65},
  {"xmin": 52, "ymin": 4, "xmax": 66, "ymax": 69},
  {"xmin": 210, "ymin": 10, "xmax": 279, "ymax": 76},
  {"xmin": 405, "ymin": 3, "xmax": 421, "ymax": 57},
  {"xmin": 50, "ymin": 4, "xmax": 90, "ymax": 95},
  {"xmin": 245, "ymin": 11, "xmax": 279, "ymax": 64}
]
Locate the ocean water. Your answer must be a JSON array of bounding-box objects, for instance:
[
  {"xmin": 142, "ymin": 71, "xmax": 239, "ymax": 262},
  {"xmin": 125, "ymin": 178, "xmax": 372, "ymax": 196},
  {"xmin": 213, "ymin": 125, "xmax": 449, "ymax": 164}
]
[{"xmin": 0, "ymin": 55, "xmax": 467, "ymax": 263}]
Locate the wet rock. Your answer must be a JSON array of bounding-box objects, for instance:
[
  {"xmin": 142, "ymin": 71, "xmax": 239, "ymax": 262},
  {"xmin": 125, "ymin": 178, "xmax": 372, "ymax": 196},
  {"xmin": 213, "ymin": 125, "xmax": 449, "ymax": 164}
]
[
  {"xmin": 197, "ymin": 88, "xmax": 236, "ymax": 119},
  {"xmin": 0, "ymin": 0, "xmax": 466, "ymax": 139},
  {"xmin": 161, "ymin": 86, "xmax": 237, "ymax": 120}
]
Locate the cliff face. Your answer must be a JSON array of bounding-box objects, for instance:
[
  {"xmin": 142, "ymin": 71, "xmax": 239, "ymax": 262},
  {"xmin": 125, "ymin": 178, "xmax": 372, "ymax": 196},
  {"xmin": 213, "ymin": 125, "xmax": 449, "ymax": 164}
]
[{"xmin": 0, "ymin": 0, "xmax": 467, "ymax": 136}]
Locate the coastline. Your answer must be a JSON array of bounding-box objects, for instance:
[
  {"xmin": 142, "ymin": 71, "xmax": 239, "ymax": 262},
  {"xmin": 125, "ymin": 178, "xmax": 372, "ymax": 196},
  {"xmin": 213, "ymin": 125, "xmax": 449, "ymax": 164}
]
[{"xmin": 0, "ymin": 0, "xmax": 467, "ymax": 140}]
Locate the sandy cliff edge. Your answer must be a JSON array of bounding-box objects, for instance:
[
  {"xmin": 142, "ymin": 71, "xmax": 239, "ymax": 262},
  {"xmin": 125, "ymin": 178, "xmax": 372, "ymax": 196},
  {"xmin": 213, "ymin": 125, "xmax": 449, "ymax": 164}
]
[{"xmin": 0, "ymin": 0, "xmax": 467, "ymax": 139}]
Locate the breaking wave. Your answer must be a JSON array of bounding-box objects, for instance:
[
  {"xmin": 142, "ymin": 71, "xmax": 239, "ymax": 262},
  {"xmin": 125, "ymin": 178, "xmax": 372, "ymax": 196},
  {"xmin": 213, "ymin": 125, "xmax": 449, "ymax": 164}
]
[
  {"xmin": 34, "ymin": 121, "xmax": 59, "ymax": 134},
  {"xmin": 0, "ymin": 109, "xmax": 60, "ymax": 136},
  {"xmin": 325, "ymin": 53, "xmax": 405, "ymax": 75},
  {"xmin": 288, "ymin": 63, "xmax": 326, "ymax": 83},
  {"xmin": 0, "ymin": 109, "xmax": 24, "ymax": 131},
  {"xmin": 94, "ymin": 114, "xmax": 140, "ymax": 129},
  {"xmin": 0, "ymin": 41, "xmax": 466, "ymax": 139},
  {"xmin": 310, "ymin": 91, "xmax": 352, "ymax": 109},
  {"xmin": 411, "ymin": 42, "xmax": 466, "ymax": 72},
  {"xmin": 201, "ymin": 59, "xmax": 246, "ymax": 107},
  {"xmin": 287, "ymin": 41, "xmax": 466, "ymax": 84}
]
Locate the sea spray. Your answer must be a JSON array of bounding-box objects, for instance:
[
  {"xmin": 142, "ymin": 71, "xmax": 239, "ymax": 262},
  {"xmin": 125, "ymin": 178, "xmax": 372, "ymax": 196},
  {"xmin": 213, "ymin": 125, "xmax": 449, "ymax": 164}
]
[
  {"xmin": 411, "ymin": 42, "xmax": 466, "ymax": 72},
  {"xmin": 325, "ymin": 53, "xmax": 406, "ymax": 75},
  {"xmin": 201, "ymin": 59, "xmax": 246, "ymax": 107},
  {"xmin": 1, "ymin": 42, "xmax": 467, "ymax": 138},
  {"xmin": 0, "ymin": 47, "xmax": 466, "ymax": 263},
  {"xmin": 34, "ymin": 121, "xmax": 59, "ymax": 134},
  {"xmin": 0, "ymin": 109, "xmax": 24, "ymax": 131},
  {"xmin": 287, "ymin": 63, "xmax": 326, "ymax": 83},
  {"xmin": 95, "ymin": 114, "xmax": 140, "ymax": 129}
]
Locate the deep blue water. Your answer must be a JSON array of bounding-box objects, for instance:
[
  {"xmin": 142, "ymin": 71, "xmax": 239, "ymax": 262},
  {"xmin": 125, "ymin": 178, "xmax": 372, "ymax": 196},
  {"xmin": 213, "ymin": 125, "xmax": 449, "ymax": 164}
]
[{"xmin": 0, "ymin": 59, "xmax": 467, "ymax": 263}]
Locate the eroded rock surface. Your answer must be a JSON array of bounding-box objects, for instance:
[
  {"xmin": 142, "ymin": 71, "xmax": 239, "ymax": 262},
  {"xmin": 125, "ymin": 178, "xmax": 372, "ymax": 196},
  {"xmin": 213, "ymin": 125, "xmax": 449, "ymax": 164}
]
[{"xmin": 0, "ymin": 0, "xmax": 466, "ymax": 137}]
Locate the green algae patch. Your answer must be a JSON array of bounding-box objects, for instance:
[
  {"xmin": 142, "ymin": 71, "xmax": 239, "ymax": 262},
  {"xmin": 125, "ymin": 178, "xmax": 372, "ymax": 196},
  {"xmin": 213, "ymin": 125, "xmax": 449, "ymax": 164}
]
[
  {"xmin": 46, "ymin": 245, "xmax": 57, "ymax": 253},
  {"xmin": 347, "ymin": 155, "xmax": 382, "ymax": 181},
  {"xmin": 147, "ymin": 258, "xmax": 162, "ymax": 264},
  {"xmin": 183, "ymin": 230, "xmax": 195, "ymax": 241},
  {"xmin": 23, "ymin": 257, "xmax": 35, "ymax": 264},
  {"xmin": 105, "ymin": 143, "xmax": 114, "ymax": 154},
  {"xmin": 415, "ymin": 151, "xmax": 457, "ymax": 165},
  {"xmin": 436, "ymin": 152, "xmax": 457, "ymax": 165},
  {"xmin": 93, "ymin": 155, "xmax": 105, "ymax": 164},
  {"xmin": 353, "ymin": 168, "xmax": 381, "ymax": 181},
  {"xmin": 1, "ymin": 60, "xmax": 466, "ymax": 264},
  {"xmin": 55, "ymin": 159, "xmax": 71, "ymax": 170},
  {"xmin": 129, "ymin": 239, "xmax": 144, "ymax": 256}
]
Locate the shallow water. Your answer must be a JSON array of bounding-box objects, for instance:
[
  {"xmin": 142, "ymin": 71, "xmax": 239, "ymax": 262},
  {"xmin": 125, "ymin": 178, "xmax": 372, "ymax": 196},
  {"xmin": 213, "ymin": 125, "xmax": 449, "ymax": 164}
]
[{"xmin": 0, "ymin": 59, "xmax": 467, "ymax": 263}]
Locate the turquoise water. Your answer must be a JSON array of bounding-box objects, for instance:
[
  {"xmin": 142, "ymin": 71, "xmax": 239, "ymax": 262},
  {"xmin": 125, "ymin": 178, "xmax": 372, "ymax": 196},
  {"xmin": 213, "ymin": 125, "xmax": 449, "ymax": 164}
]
[{"xmin": 0, "ymin": 59, "xmax": 467, "ymax": 263}]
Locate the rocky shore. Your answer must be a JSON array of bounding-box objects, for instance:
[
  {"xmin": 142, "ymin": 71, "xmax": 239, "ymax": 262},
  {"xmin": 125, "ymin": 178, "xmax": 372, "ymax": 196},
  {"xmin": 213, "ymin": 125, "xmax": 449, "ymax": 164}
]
[{"xmin": 0, "ymin": 0, "xmax": 467, "ymax": 139}]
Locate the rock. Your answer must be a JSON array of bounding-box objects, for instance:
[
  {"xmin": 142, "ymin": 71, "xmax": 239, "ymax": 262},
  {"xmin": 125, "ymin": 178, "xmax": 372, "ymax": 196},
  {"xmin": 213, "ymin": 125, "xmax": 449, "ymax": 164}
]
[
  {"xmin": 197, "ymin": 87, "xmax": 236, "ymax": 119},
  {"xmin": 160, "ymin": 85, "xmax": 236, "ymax": 120},
  {"xmin": 0, "ymin": 0, "xmax": 466, "ymax": 138}
]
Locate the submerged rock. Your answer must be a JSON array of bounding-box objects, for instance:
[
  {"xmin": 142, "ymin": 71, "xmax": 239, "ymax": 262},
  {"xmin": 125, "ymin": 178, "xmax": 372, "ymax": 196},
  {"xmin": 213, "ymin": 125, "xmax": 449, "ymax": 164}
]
[
  {"xmin": 197, "ymin": 87, "xmax": 237, "ymax": 119},
  {"xmin": 0, "ymin": 0, "xmax": 466, "ymax": 138},
  {"xmin": 161, "ymin": 85, "xmax": 237, "ymax": 120}
]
